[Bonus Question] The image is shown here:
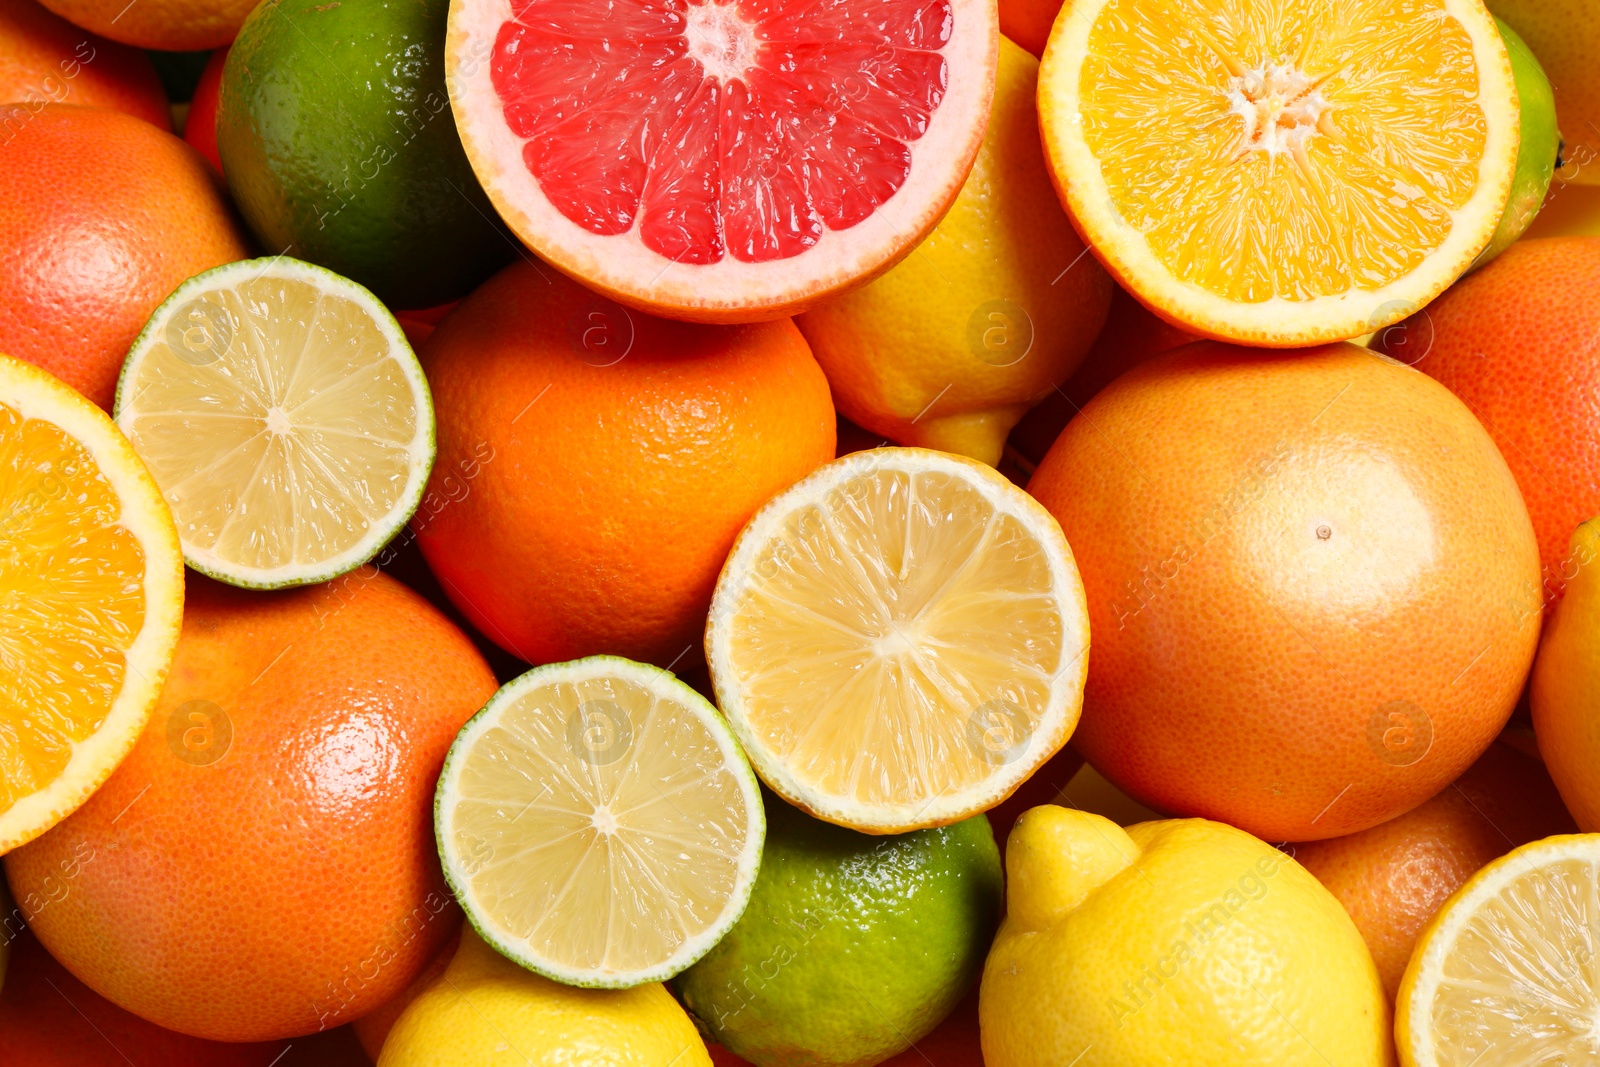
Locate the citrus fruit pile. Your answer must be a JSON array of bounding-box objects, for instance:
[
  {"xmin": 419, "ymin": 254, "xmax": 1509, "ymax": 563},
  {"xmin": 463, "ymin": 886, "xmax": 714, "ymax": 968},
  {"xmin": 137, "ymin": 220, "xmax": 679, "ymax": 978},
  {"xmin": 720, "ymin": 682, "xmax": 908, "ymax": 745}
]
[{"xmin": 1, "ymin": 0, "xmax": 1599, "ymax": 1062}]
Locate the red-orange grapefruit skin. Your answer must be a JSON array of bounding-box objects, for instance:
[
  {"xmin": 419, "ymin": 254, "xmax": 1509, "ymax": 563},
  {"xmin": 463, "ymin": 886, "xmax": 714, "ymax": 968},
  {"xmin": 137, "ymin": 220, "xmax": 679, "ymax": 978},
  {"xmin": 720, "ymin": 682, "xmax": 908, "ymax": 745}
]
[
  {"xmin": 415, "ymin": 260, "xmax": 837, "ymax": 668},
  {"xmin": 183, "ymin": 46, "xmax": 227, "ymax": 172},
  {"xmin": 1375, "ymin": 237, "xmax": 1600, "ymax": 604},
  {"xmin": 1029, "ymin": 342, "xmax": 1541, "ymax": 841},
  {"xmin": 3, "ymin": 572, "xmax": 496, "ymax": 1043},
  {"xmin": 0, "ymin": 105, "xmax": 247, "ymax": 409},
  {"xmin": 0, "ymin": 0, "xmax": 169, "ymax": 127}
]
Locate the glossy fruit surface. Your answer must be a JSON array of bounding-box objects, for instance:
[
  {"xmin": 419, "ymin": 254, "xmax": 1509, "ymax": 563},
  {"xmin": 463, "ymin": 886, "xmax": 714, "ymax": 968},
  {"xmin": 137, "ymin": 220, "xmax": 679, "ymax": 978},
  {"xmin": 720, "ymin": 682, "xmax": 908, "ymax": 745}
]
[
  {"xmin": 0, "ymin": 0, "xmax": 168, "ymax": 126},
  {"xmin": 0, "ymin": 104, "xmax": 247, "ymax": 410},
  {"xmin": 0, "ymin": 354, "xmax": 183, "ymax": 854},
  {"xmin": 445, "ymin": 0, "xmax": 998, "ymax": 320},
  {"xmin": 1037, "ymin": 0, "xmax": 1519, "ymax": 345},
  {"xmin": 218, "ymin": 0, "xmax": 510, "ymax": 309},
  {"xmin": 182, "ymin": 46, "xmax": 226, "ymax": 171},
  {"xmin": 1531, "ymin": 519, "xmax": 1600, "ymax": 831},
  {"xmin": 378, "ymin": 927, "xmax": 712, "ymax": 1067},
  {"xmin": 1030, "ymin": 342, "xmax": 1541, "ymax": 841},
  {"xmin": 1378, "ymin": 237, "xmax": 1600, "ymax": 599},
  {"xmin": 35, "ymin": 0, "xmax": 253, "ymax": 49},
  {"xmin": 4, "ymin": 571, "xmax": 497, "ymax": 1041},
  {"xmin": 1292, "ymin": 741, "xmax": 1575, "ymax": 997},
  {"xmin": 1474, "ymin": 19, "xmax": 1559, "ymax": 267},
  {"xmin": 675, "ymin": 797, "xmax": 1001, "ymax": 1067},
  {"xmin": 416, "ymin": 260, "xmax": 836, "ymax": 668},
  {"xmin": 795, "ymin": 37, "xmax": 1111, "ymax": 467},
  {"xmin": 981, "ymin": 808, "xmax": 1392, "ymax": 1067}
]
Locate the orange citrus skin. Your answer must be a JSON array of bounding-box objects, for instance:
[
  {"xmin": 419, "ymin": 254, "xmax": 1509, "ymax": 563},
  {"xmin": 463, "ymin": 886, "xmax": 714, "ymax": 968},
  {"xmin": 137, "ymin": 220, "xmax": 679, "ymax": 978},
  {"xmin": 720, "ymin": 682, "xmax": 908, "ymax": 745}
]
[
  {"xmin": 0, "ymin": 0, "xmax": 168, "ymax": 127},
  {"xmin": 0, "ymin": 105, "xmax": 247, "ymax": 409},
  {"xmin": 1028, "ymin": 342, "xmax": 1541, "ymax": 841},
  {"xmin": 3, "ymin": 571, "xmax": 497, "ymax": 1043},
  {"xmin": 1376, "ymin": 237, "xmax": 1600, "ymax": 602},
  {"xmin": 35, "ymin": 0, "xmax": 254, "ymax": 50},
  {"xmin": 182, "ymin": 46, "xmax": 226, "ymax": 172},
  {"xmin": 415, "ymin": 260, "xmax": 837, "ymax": 668},
  {"xmin": 1291, "ymin": 741, "xmax": 1575, "ymax": 998},
  {"xmin": 997, "ymin": 0, "xmax": 1059, "ymax": 56}
]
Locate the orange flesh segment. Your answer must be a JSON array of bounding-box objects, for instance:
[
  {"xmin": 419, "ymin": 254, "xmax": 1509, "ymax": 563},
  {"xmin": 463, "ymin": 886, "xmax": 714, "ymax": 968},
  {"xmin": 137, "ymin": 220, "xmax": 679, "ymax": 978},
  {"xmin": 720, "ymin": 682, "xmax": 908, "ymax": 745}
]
[
  {"xmin": 1079, "ymin": 0, "xmax": 1488, "ymax": 303},
  {"xmin": 490, "ymin": 0, "xmax": 954, "ymax": 264},
  {"xmin": 0, "ymin": 400, "xmax": 145, "ymax": 815}
]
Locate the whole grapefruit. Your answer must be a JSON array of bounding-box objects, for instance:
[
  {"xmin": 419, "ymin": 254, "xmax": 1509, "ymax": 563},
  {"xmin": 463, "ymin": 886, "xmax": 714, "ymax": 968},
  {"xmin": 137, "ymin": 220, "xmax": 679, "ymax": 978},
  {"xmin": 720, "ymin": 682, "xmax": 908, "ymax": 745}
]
[
  {"xmin": 3, "ymin": 571, "xmax": 497, "ymax": 1042},
  {"xmin": 0, "ymin": 0, "xmax": 167, "ymax": 126},
  {"xmin": 0, "ymin": 104, "xmax": 247, "ymax": 409},
  {"xmin": 1029, "ymin": 342, "xmax": 1541, "ymax": 841},
  {"xmin": 415, "ymin": 260, "xmax": 837, "ymax": 668},
  {"xmin": 1292, "ymin": 741, "xmax": 1575, "ymax": 997},
  {"xmin": 1376, "ymin": 237, "xmax": 1600, "ymax": 603}
]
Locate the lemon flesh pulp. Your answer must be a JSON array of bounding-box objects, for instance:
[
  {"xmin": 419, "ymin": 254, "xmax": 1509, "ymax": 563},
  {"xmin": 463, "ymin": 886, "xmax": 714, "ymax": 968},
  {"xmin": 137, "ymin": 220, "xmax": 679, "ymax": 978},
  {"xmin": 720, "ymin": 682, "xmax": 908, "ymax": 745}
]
[
  {"xmin": 1081, "ymin": 0, "xmax": 1492, "ymax": 303},
  {"xmin": 1425, "ymin": 856, "xmax": 1600, "ymax": 1062},
  {"xmin": 716, "ymin": 454, "xmax": 1083, "ymax": 826},
  {"xmin": 0, "ymin": 402, "xmax": 145, "ymax": 813},
  {"xmin": 442, "ymin": 665, "xmax": 759, "ymax": 984},
  {"xmin": 117, "ymin": 264, "xmax": 428, "ymax": 585}
]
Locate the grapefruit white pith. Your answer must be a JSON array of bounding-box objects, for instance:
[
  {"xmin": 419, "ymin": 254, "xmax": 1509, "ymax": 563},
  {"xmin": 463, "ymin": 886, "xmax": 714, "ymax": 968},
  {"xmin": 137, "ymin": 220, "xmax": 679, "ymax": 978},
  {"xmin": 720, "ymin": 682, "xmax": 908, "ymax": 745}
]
[{"xmin": 446, "ymin": 0, "xmax": 998, "ymax": 321}]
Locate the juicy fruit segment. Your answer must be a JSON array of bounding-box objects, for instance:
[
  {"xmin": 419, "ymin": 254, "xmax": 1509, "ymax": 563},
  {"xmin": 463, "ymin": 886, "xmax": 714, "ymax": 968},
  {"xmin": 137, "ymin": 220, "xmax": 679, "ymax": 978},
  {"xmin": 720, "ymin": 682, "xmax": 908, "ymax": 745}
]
[
  {"xmin": 495, "ymin": 0, "xmax": 952, "ymax": 265},
  {"xmin": 0, "ymin": 356, "xmax": 182, "ymax": 853},
  {"xmin": 706, "ymin": 447, "xmax": 1088, "ymax": 833},
  {"xmin": 449, "ymin": 0, "xmax": 998, "ymax": 318},
  {"xmin": 1397, "ymin": 835, "xmax": 1600, "ymax": 1065},
  {"xmin": 115, "ymin": 258, "xmax": 433, "ymax": 589},
  {"xmin": 437, "ymin": 657, "xmax": 764, "ymax": 987},
  {"xmin": 1039, "ymin": 0, "xmax": 1519, "ymax": 344}
]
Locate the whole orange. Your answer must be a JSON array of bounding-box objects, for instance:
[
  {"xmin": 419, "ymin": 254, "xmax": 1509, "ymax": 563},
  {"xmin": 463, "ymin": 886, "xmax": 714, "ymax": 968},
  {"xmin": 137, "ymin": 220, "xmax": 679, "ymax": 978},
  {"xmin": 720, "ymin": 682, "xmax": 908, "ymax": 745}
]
[
  {"xmin": 1291, "ymin": 741, "xmax": 1575, "ymax": 998},
  {"xmin": 1375, "ymin": 237, "xmax": 1600, "ymax": 603},
  {"xmin": 182, "ymin": 46, "xmax": 226, "ymax": 172},
  {"xmin": 415, "ymin": 260, "xmax": 837, "ymax": 668},
  {"xmin": 0, "ymin": 104, "xmax": 246, "ymax": 409},
  {"xmin": 1029, "ymin": 342, "xmax": 1541, "ymax": 841},
  {"xmin": 3, "ymin": 571, "xmax": 497, "ymax": 1042},
  {"xmin": 0, "ymin": 0, "xmax": 168, "ymax": 126},
  {"xmin": 35, "ymin": 0, "xmax": 253, "ymax": 50}
]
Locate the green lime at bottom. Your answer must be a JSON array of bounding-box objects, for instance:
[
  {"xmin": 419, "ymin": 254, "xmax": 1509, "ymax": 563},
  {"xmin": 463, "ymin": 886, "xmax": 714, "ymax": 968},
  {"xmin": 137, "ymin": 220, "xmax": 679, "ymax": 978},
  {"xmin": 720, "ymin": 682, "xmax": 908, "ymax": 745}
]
[{"xmin": 675, "ymin": 793, "xmax": 1001, "ymax": 1067}]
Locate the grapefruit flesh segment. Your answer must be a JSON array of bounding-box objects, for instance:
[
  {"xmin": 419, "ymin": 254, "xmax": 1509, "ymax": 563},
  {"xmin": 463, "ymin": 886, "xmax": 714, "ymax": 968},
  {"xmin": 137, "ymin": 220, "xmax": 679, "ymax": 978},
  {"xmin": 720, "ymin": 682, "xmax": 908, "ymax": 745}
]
[{"xmin": 449, "ymin": 0, "xmax": 996, "ymax": 319}]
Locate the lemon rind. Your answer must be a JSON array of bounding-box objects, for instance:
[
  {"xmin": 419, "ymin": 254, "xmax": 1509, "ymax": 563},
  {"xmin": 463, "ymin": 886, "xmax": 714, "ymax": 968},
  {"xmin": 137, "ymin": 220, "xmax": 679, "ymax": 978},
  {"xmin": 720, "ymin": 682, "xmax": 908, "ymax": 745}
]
[
  {"xmin": 0, "ymin": 355, "xmax": 184, "ymax": 854},
  {"xmin": 113, "ymin": 256, "xmax": 436, "ymax": 590},
  {"xmin": 434, "ymin": 655, "xmax": 767, "ymax": 989},
  {"xmin": 705, "ymin": 446, "xmax": 1090, "ymax": 834}
]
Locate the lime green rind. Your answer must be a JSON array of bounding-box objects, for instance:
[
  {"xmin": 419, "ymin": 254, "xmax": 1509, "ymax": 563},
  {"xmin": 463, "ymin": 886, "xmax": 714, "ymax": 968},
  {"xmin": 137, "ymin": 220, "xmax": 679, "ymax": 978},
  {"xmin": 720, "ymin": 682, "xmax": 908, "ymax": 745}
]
[
  {"xmin": 434, "ymin": 655, "xmax": 767, "ymax": 991},
  {"xmin": 674, "ymin": 797, "xmax": 1002, "ymax": 1067},
  {"xmin": 1474, "ymin": 18, "xmax": 1560, "ymax": 269},
  {"xmin": 113, "ymin": 255, "xmax": 436, "ymax": 591}
]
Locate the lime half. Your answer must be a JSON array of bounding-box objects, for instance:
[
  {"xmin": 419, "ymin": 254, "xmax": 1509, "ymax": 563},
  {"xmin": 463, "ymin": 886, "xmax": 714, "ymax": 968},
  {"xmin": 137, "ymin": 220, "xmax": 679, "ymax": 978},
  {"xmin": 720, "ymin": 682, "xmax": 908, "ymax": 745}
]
[
  {"xmin": 435, "ymin": 656, "xmax": 765, "ymax": 988},
  {"xmin": 114, "ymin": 257, "xmax": 434, "ymax": 589}
]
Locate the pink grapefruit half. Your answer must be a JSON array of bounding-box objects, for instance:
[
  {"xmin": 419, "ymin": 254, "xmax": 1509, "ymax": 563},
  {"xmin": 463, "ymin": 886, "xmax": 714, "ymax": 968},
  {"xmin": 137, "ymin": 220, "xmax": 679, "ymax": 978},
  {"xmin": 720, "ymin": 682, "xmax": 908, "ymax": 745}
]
[{"xmin": 446, "ymin": 0, "xmax": 998, "ymax": 321}]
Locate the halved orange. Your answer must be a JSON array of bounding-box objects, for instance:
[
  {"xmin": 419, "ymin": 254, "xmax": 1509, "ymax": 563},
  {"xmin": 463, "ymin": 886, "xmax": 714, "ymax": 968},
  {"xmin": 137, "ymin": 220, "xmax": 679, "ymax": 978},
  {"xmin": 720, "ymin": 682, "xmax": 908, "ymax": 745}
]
[
  {"xmin": 0, "ymin": 355, "xmax": 183, "ymax": 854},
  {"xmin": 1038, "ymin": 0, "xmax": 1521, "ymax": 346},
  {"xmin": 445, "ymin": 0, "xmax": 998, "ymax": 322}
]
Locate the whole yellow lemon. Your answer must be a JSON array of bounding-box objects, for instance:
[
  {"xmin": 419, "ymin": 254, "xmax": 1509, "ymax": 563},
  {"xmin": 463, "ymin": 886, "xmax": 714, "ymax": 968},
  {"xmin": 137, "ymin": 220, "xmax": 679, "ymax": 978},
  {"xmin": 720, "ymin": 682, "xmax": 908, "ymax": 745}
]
[
  {"xmin": 796, "ymin": 36, "xmax": 1112, "ymax": 468},
  {"xmin": 981, "ymin": 807, "xmax": 1393, "ymax": 1066},
  {"xmin": 378, "ymin": 928, "xmax": 711, "ymax": 1066}
]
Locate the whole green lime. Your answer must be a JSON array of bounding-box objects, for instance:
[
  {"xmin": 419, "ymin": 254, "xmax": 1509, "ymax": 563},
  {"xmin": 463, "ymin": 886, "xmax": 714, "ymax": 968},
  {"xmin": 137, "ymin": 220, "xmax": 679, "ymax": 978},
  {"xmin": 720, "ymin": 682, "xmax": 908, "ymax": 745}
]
[
  {"xmin": 674, "ymin": 794, "xmax": 1001, "ymax": 1067},
  {"xmin": 1477, "ymin": 17, "xmax": 1560, "ymax": 267},
  {"xmin": 217, "ymin": 0, "xmax": 511, "ymax": 309}
]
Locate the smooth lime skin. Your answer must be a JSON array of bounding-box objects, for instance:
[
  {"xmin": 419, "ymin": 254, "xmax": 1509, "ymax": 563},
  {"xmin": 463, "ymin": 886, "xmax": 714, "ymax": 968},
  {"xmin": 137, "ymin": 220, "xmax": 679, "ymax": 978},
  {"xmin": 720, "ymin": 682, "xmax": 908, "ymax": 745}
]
[
  {"xmin": 674, "ymin": 794, "xmax": 1002, "ymax": 1067},
  {"xmin": 217, "ymin": 0, "xmax": 511, "ymax": 309},
  {"xmin": 1477, "ymin": 18, "xmax": 1561, "ymax": 267}
]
